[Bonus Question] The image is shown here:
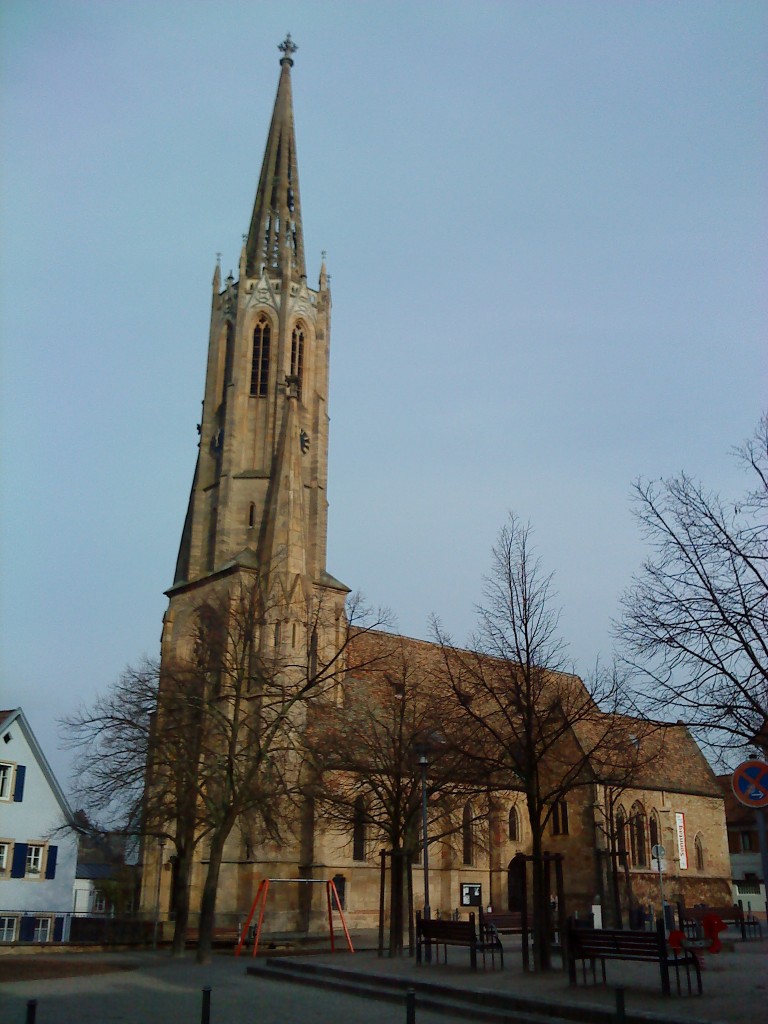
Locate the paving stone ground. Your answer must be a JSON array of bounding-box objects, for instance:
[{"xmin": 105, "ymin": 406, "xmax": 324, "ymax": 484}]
[{"xmin": 0, "ymin": 929, "xmax": 765, "ymax": 1024}]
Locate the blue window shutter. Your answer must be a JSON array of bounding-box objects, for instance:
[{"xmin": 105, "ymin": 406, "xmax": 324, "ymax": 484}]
[
  {"xmin": 53, "ymin": 916, "xmax": 64, "ymax": 941},
  {"xmin": 19, "ymin": 915, "xmax": 35, "ymax": 942},
  {"xmin": 45, "ymin": 845, "xmax": 58, "ymax": 879},
  {"xmin": 13, "ymin": 764, "xmax": 26, "ymax": 802},
  {"xmin": 11, "ymin": 843, "xmax": 27, "ymax": 878}
]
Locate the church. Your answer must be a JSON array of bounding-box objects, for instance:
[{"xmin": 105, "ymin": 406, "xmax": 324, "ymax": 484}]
[{"xmin": 140, "ymin": 40, "xmax": 732, "ymax": 941}]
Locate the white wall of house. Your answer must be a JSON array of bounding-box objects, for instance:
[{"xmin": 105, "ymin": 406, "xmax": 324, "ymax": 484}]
[{"xmin": 0, "ymin": 709, "xmax": 78, "ymax": 915}]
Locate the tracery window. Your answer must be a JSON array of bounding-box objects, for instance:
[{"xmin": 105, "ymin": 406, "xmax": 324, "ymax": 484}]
[
  {"xmin": 630, "ymin": 802, "xmax": 647, "ymax": 867},
  {"xmin": 649, "ymin": 812, "xmax": 660, "ymax": 852},
  {"xmin": 509, "ymin": 806, "xmax": 520, "ymax": 842},
  {"xmin": 250, "ymin": 317, "xmax": 271, "ymax": 397},
  {"xmin": 694, "ymin": 833, "xmax": 705, "ymax": 872},
  {"xmin": 616, "ymin": 808, "xmax": 628, "ymax": 858},
  {"xmin": 290, "ymin": 323, "xmax": 305, "ymax": 398}
]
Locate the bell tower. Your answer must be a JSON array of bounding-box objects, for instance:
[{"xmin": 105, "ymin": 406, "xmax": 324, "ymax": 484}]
[{"xmin": 164, "ymin": 35, "xmax": 347, "ymax": 658}]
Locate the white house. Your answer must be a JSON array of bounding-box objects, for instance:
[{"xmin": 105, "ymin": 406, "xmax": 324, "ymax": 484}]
[{"xmin": 0, "ymin": 708, "xmax": 79, "ymax": 942}]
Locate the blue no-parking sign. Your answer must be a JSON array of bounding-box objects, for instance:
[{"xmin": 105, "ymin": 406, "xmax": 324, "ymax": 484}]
[{"xmin": 731, "ymin": 759, "xmax": 768, "ymax": 808}]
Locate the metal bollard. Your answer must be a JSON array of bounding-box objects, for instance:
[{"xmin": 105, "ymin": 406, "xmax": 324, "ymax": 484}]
[
  {"xmin": 406, "ymin": 987, "xmax": 416, "ymax": 1024},
  {"xmin": 614, "ymin": 985, "xmax": 626, "ymax": 1024},
  {"xmin": 26, "ymin": 1000, "xmax": 38, "ymax": 1024},
  {"xmin": 201, "ymin": 985, "xmax": 211, "ymax": 1024}
]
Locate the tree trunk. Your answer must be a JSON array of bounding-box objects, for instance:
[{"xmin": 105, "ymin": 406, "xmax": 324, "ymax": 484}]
[
  {"xmin": 389, "ymin": 848, "xmax": 405, "ymax": 956},
  {"xmin": 171, "ymin": 844, "xmax": 193, "ymax": 956},
  {"xmin": 528, "ymin": 812, "xmax": 552, "ymax": 972},
  {"xmin": 196, "ymin": 830, "xmax": 228, "ymax": 964}
]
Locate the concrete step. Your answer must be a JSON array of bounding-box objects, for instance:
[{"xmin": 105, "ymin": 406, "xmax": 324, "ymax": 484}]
[{"xmin": 246, "ymin": 957, "xmax": 619, "ymax": 1024}]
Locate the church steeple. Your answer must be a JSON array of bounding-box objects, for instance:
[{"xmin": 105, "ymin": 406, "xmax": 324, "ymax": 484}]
[
  {"xmin": 245, "ymin": 35, "xmax": 306, "ymax": 281},
  {"xmin": 169, "ymin": 39, "xmax": 345, "ymax": 608}
]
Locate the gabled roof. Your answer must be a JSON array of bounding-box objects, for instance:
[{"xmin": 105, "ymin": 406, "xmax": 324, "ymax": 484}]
[
  {"xmin": 0, "ymin": 707, "xmax": 76, "ymax": 825},
  {"xmin": 572, "ymin": 713, "xmax": 723, "ymax": 798}
]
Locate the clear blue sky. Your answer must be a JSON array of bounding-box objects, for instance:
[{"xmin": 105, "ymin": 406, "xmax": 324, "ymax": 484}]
[{"xmin": 1, "ymin": 1, "xmax": 766, "ymax": 791}]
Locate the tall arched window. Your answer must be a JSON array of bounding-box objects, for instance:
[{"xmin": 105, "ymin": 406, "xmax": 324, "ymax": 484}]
[
  {"xmin": 462, "ymin": 802, "xmax": 474, "ymax": 865},
  {"xmin": 630, "ymin": 802, "xmax": 647, "ymax": 867},
  {"xmin": 649, "ymin": 811, "xmax": 660, "ymax": 852},
  {"xmin": 290, "ymin": 322, "xmax": 305, "ymax": 398},
  {"xmin": 509, "ymin": 806, "xmax": 520, "ymax": 843},
  {"xmin": 694, "ymin": 833, "xmax": 705, "ymax": 872},
  {"xmin": 250, "ymin": 316, "xmax": 271, "ymax": 397},
  {"xmin": 616, "ymin": 807, "xmax": 628, "ymax": 859},
  {"xmin": 353, "ymin": 796, "xmax": 366, "ymax": 861}
]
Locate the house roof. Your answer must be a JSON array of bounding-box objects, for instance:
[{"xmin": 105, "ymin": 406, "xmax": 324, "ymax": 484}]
[{"xmin": 572, "ymin": 714, "xmax": 723, "ymax": 798}]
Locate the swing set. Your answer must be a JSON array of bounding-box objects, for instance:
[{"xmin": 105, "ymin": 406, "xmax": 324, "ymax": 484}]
[{"xmin": 234, "ymin": 878, "xmax": 354, "ymax": 957}]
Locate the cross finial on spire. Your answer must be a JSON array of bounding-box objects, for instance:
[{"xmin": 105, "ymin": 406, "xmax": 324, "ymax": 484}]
[{"xmin": 279, "ymin": 34, "xmax": 297, "ymax": 65}]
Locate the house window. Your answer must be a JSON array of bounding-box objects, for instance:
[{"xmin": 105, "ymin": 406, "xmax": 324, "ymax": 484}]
[
  {"xmin": 509, "ymin": 807, "xmax": 520, "ymax": 842},
  {"xmin": 0, "ymin": 764, "xmax": 11, "ymax": 800},
  {"xmin": 33, "ymin": 917, "xmax": 50, "ymax": 943},
  {"xmin": 26, "ymin": 845, "xmax": 44, "ymax": 876},
  {"xmin": 551, "ymin": 800, "xmax": 569, "ymax": 836},
  {"xmin": 250, "ymin": 317, "xmax": 271, "ymax": 397},
  {"xmin": 741, "ymin": 831, "xmax": 753, "ymax": 852},
  {"xmin": 0, "ymin": 916, "xmax": 17, "ymax": 943},
  {"xmin": 630, "ymin": 802, "xmax": 647, "ymax": 867},
  {"xmin": 352, "ymin": 796, "xmax": 366, "ymax": 861},
  {"xmin": 0, "ymin": 842, "xmax": 9, "ymax": 872},
  {"xmin": 694, "ymin": 834, "xmax": 705, "ymax": 872},
  {"xmin": 462, "ymin": 802, "xmax": 475, "ymax": 865},
  {"xmin": 290, "ymin": 323, "xmax": 305, "ymax": 398},
  {"xmin": 93, "ymin": 891, "xmax": 107, "ymax": 914}
]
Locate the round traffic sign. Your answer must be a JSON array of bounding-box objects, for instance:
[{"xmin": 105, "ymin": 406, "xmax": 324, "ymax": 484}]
[
  {"xmin": 651, "ymin": 844, "xmax": 665, "ymax": 859},
  {"xmin": 731, "ymin": 759, "xmax": 768, "ymax": 808}
]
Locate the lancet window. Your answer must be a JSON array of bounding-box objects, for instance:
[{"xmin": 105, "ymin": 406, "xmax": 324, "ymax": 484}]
[
  {"xmin": 250, "ymin": 316, "xmax": 271, "ymax": 397},
  {"xmin": 290, "ymin": 323, "xmax": 305, "ymax": 398}
]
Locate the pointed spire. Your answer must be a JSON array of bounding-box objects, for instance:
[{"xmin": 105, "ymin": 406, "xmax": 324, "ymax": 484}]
[
  {"xmin": 319, "ymin": 250, "xmax": 328, "ymax": 292},
  {"xmin": 245, "ymin": 36, "xmax": 306, "ymax": 281},
  {"xmin": 213, "ymin": 253, "xmax": 221, "ymax": 291}
]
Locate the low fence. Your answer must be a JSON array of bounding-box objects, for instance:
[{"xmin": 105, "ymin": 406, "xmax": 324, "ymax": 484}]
[{"xmin": 0, "ymin": 911, "xmax": 154, "ymax": 947}]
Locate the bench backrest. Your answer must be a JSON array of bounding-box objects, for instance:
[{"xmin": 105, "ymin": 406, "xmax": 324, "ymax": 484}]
[
  {"xmin": 569, "ymin": 924, "xmax": 664, "ymax": 961},
  {"xmin": 481, "ymin": 911, "xmax": 523, "ymax": 931},
  {"xmin": 681, "ymin": 905, "xmax": 743, "ymax": 923},
  {"xmin": 417, "ymin": 913, "xmax": 477, "ymax": 943}
]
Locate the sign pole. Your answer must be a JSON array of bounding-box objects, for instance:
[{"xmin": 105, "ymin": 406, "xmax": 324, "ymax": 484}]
[{"xmin": 756, "ymin": 807, "xmax": 768, "ymax": 922}]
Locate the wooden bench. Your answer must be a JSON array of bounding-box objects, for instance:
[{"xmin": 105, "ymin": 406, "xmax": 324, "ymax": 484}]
[
  {"xmin": 480, "ymin": 910, "xmax": 524, "ymax": 936},
  {"xmin": 416, "ymin": 911, "xmax": 503, "ymax": 970},
  {"xmin": 567, "ymin": 921, "xmax": 702, "ymax": 997},
  {"xmin": 679, "ymin": 904, "xmax": 762, "ymax": 941}
]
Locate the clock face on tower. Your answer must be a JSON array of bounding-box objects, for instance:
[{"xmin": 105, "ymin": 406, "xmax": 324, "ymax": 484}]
[{"xmin": 300, "ymin": 430, "xmax": 310, "ymax": 454}]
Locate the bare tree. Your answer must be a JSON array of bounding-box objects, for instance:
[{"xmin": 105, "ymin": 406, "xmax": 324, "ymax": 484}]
[
  {"xmin": 61, "ymin": 660, "xmax": 159, "ymax": 837},
  {"xmin": 306, "ymin": 632, "xmax": 467, "ymax": 955},
  {"xmin": 617, "ymin": 412, "xmax": 768, "ymax": 760},
  {"xmin": 149, "ymin": 574, "xmax": 389, "ymax": 964},
  {"xmin": 433, "ymin": 515, "xmax": 633, "ymax": 970},
  {"xmin": 61, "ymin": 659, "xmax": 213, "ymax": 955}
]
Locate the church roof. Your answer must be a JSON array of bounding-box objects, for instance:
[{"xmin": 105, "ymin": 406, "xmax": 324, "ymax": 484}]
[{"xmin": 245, "ymin": 35, "xmax": 306, "ymax": 280}]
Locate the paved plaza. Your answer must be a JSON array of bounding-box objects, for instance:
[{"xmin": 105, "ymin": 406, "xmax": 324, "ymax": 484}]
[{"xmin": 0, "ymin": 932, "xmax": 765, "ymax": 1024}]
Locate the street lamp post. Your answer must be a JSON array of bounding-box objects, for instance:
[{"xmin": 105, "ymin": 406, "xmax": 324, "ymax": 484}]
[{"xmin": 152, "ymin": 837, "xmax": 166, "ymax": 950}]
